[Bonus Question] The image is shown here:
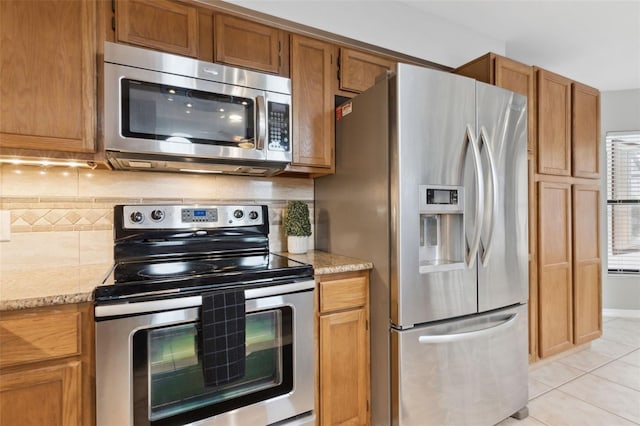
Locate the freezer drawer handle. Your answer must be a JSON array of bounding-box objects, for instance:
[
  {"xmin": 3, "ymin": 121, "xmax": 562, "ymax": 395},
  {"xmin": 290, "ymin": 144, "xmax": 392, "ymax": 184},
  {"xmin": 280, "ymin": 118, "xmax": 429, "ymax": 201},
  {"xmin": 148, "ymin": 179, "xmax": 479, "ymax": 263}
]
[{"xmin": 417, "ymin": 313, "xmax": 518, "ymax": 344}]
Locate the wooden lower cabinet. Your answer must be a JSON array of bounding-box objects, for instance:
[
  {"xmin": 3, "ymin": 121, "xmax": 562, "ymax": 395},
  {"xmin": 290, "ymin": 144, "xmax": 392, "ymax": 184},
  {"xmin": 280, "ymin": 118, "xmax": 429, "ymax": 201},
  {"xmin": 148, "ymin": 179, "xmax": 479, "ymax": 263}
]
[
  {"xmin": 537, "ymin": 178, "xmax": 602, "ymax": 359},
  {"xmin": 0, "ymin": 303, "xmax": 93, "ymax": 426},
  {"xmin": 572, "ymin": 184, "xmax": 602, "ymax": 344},
  {"xmin": 316, "ymin": 270, "xmax": 370, "ymax": 426},
  {"xmin": 1, "ymin": 362, "xmax": 81, "ymax": 425},
  {"xmin": 528, "ymin": 152, "xmax": 538, "ymax": 362},
  {"xmin": 538, "ymin": 180, "xmax": 573, "ymax": 358}
]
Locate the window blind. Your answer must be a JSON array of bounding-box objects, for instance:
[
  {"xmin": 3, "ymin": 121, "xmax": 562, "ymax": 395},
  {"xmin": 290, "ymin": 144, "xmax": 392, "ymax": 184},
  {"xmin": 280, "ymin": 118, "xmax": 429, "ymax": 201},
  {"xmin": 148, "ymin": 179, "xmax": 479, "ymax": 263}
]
[{"xmin": 606, "ymin": 131, "xmax": 640, "ymax": 274}]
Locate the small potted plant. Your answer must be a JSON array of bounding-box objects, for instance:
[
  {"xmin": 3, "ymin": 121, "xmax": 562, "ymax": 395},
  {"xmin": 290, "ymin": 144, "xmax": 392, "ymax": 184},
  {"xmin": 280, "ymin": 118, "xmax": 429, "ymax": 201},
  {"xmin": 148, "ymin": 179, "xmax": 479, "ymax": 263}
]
[{"xmin": 284, "ymin": 200, "xmax": 311, "ymax": 254}]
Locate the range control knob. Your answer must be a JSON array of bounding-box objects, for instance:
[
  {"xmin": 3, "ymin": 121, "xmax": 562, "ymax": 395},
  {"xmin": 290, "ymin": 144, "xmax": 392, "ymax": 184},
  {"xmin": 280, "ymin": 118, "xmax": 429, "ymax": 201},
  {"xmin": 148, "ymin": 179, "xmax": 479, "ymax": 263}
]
[
  {"xmin": 248, "ymin": 210, "xmax": 259, "ymax": 220},
  {"xmin": 130, "ymin": 211, "xmax": 144, "ymax": 223},
  {"xmin": 150, "ymin": 209, "xmax": 165, "ymax": 221},
  {"xmin": 233, "ymin": 209, "xmax": 244, "ymax": 219}
]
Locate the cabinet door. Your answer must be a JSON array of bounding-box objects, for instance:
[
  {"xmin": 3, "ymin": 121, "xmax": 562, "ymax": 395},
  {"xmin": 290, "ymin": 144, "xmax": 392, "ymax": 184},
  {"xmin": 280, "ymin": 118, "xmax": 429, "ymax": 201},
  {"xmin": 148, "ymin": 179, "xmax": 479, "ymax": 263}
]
[
  {"xmin": 215, "ymin": 15, "xmax": 284, "ymax": 75},
  {"xmin": 537, "ymin": 68, "xmax": 572, "ymax": 176},
  {"xmin": 0, "ymin": 362, "xmax": 81, "ymax": 426},
  {"xmin": 495, "ymin": 56, "xmax": 536, "ymax": 153},
  {"xmin": 320, "ymin": 308, "xmax": 368, "ymax": 426},
  {"xmin": 527, "ymin": 153, "xmax": 538, "ymax": 361},
  {"xmin": 0, "ymin": 0, "xmax": 96, "ymax": 153},
  {"xmin": 338, "ymin": 48, "xmax": 395, "ymax": 94},
  {"xmin": 538, "ymin": 181, "xmax": 573, "ymax": 358},
  {"xmin": 290, "ymin": 35, "xmax": 334, "ymax": 171},
  {"xmin": 572, "ymin": 83, "xmax": 601, "ymax": 179},
  {"xmin": 573, "ymin": 184, "xmax": 602, "ymax": 344},
  {"xmin": 116, "ymin": 0, "xmax": 198, "ymax": 57}
]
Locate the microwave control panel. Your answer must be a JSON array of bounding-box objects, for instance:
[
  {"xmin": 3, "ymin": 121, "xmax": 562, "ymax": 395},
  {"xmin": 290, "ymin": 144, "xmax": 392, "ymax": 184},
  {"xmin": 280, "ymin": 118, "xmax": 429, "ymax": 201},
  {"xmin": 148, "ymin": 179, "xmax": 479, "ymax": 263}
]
[{"xmin": 267, "ymin": 101, "xmax": 290, "ymax": 152}]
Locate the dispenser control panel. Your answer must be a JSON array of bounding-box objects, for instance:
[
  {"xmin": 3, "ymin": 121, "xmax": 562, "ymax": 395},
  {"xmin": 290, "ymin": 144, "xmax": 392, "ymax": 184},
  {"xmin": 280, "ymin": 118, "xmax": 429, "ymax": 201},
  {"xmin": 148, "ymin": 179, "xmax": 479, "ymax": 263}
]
[{"xmin": 419, "ymin": 185, "xmax": 463, "ymax": 213}]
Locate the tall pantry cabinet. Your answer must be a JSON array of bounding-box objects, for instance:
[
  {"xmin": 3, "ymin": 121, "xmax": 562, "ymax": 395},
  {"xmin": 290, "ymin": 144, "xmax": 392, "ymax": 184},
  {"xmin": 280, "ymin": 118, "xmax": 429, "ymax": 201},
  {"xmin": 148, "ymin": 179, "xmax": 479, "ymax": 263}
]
[
  {"xmin": 535, "ymin": 66, "xmax": 602, "ymax": 358},
  {"xmin": 456, "ymin": 54, "xmax": 602, "ymax": 361}
]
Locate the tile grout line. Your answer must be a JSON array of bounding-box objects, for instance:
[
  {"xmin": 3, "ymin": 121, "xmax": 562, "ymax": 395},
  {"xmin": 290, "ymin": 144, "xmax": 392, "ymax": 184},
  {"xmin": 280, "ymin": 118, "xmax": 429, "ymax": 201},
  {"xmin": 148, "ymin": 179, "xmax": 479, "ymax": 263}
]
[
  {"xmin": 527, "ymin": 322, "xmax": 640, "ymax": 425},
  {"xmin": 552, "ymin": 386, "xmax": 640, "ymax": 425}
]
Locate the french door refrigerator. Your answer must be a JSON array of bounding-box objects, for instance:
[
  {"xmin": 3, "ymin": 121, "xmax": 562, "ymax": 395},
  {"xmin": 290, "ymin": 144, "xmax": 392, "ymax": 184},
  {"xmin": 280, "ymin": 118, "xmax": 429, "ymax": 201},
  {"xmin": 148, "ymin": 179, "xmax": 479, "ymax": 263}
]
[{"xmin": 315, "ymin": 64, "xmax": 529, "ymax": 426}]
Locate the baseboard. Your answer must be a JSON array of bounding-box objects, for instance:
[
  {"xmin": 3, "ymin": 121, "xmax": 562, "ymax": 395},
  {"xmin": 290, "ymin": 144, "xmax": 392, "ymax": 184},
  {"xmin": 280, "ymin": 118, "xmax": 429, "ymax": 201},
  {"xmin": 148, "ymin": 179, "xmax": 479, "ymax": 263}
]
[{"xmin": 603, "ymin": 309, "xmax": 640, "ymax": 318}]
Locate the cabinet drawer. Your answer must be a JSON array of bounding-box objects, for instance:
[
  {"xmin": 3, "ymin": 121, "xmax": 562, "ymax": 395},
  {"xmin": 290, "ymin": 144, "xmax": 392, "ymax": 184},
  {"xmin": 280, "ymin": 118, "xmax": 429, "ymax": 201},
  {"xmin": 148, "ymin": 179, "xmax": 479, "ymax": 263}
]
[
  {"xmin": 0, "ymin": 310, "xmax": 81, "ymax": 368},
  {"xmin": 319, "ymin": 274, "xmax": 367, "ymax": 313}
]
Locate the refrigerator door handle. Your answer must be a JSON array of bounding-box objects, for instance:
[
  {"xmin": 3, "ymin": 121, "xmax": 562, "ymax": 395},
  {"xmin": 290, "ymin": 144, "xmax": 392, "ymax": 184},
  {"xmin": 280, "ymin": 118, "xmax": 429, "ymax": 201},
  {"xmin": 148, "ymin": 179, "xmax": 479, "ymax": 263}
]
[
  {"xmin": 463, "ymin": 124, "xmax": 484, "ymax": 268},
  {"xmin": 417, "ymin": 313, "xmax": 518, "ymax": 344},
  {"xmin": 478, "ymin": 126, "xmax": 498, "ymax": 267}
]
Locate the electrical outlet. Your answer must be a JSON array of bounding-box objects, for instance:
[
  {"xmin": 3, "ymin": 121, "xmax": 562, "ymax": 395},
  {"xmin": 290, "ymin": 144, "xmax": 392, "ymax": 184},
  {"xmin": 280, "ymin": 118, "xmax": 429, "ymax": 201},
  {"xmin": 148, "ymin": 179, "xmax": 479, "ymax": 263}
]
[{"xmin": 0, "ymin": 211, "xmax": 11, "ymax": 242}]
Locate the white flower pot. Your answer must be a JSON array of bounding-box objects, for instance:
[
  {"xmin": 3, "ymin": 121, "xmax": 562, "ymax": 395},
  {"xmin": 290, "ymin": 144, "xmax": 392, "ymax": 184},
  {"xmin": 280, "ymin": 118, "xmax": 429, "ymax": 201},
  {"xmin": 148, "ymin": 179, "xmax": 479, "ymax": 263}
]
[{"xmin": 287, "ymin": 236, "xmax": 308, "ymax": 254}]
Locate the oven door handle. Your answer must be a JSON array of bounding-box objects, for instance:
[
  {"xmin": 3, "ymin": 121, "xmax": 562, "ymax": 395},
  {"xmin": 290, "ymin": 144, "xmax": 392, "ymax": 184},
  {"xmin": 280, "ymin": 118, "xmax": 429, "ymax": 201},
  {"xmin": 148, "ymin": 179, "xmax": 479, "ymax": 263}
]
[{"xmin": 94, "ymin": 279, "xmax": 315, "ymax": 318}]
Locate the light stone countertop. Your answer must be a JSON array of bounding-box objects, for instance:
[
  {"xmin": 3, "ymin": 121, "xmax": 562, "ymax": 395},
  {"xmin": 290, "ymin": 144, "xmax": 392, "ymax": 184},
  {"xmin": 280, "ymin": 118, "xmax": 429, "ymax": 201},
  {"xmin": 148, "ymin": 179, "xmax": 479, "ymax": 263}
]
[
  {"xmin": 0, "ymin": 263, "xmax": 114, "ymax": 311},
  {"xmin": 0, "ymin": 251, "xmax": 371, "ymax": 311},
  {"xmin": 279, "ymin": 250, "xmax": 373, "ymax": 275}
]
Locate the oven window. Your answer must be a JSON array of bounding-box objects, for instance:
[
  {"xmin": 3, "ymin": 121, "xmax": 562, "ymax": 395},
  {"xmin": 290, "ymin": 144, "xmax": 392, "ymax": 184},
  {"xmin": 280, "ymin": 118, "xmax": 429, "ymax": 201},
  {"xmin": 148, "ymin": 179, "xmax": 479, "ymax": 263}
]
[
  {"xmin": 121, "ymin": 79, "xmax": 255, "ymax": 148},
  {"xmin": 132, "ymin": 307, "xmax": 293, "ymax": 426}
]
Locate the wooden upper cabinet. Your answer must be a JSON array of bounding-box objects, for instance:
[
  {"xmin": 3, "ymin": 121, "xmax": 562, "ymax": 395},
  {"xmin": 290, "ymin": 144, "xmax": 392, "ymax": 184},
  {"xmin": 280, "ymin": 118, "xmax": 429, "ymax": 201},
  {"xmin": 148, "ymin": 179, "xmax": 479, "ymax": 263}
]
[
  {"xmin": 572, "ymin": 83, "xmax": 601, "ymax": 179},
  {"xmin": 454, "ymin": 53, "xmax": 535, "ymax": 152},
  {"xmin": 289, "ymin": 35, "xmax": 334, "ymax": 172},
  {"xmin": 495, "ymin": 56, "xmax": 536, "ymax": 153},
  {"xmin": 536, "ymin": 68, "xmax": 572, "ymax": 176},
  {"xmin": 116, "ymin": 0, "xmax": 199, "ymax": 57},
  {"xmin": 0, "ymin": 0, "xmax": 96, "ymax": 153},
  {"xmin": 338, "ymin": 48, "xmax": 395, "ymax": 94},
  {"xmin": 214, "ymin": 15, "xmax": 286, "ymax": 75},
  {"xmin": 572, "ymin": 184, "xmax": 602, "ymax": 345},
  {"xmin": 537, "ymin": 180, "xmax": 573, "ymax": 358}
]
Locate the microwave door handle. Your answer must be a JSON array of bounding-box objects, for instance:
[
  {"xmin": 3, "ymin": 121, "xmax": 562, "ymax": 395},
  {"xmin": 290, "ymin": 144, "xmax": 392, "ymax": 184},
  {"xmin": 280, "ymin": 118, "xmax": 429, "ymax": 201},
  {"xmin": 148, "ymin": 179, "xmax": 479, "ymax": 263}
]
[
  {"xmin": 256, "ymin": 95, "xmax": 267, "ymax": 151},
  {"xmin": 478, "ymin": 126, "xmax": 498, "ymax": 267},
  {"xmin": 463, "ymin": 124, "xmax": 484, "ymax": 268}
]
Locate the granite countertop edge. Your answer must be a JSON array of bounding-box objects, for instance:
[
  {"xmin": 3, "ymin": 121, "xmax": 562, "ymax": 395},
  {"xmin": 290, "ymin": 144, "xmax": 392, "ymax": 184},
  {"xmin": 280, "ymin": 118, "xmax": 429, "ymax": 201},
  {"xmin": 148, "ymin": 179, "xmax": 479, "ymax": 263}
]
[{"xmin": 0, "ymin": 251, "xmax": 372, "ymax": 311}]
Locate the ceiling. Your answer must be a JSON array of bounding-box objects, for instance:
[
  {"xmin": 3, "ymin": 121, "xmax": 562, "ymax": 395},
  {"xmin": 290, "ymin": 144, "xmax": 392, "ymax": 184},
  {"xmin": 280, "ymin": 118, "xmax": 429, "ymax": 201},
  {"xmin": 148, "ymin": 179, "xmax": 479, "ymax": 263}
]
[{"xmin": 398, "ymin": 0, "xmax": 640, "ymax": 92}]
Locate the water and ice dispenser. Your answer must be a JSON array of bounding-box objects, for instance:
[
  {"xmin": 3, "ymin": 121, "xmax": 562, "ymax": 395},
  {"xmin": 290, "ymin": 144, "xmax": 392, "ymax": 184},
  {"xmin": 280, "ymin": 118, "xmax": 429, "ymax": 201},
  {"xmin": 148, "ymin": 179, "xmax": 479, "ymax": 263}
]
[{"xmin": 418, "ymin": 185, "xmax": 465, "ymax": 273}]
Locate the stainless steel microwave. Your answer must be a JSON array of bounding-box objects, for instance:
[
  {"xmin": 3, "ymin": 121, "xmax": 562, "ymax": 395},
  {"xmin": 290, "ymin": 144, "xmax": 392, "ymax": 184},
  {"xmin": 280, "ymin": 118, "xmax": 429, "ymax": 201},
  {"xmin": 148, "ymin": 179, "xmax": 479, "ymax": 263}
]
[{"xmin": 103, "ymin": 42, "xmax": 292, "ymax": 176}]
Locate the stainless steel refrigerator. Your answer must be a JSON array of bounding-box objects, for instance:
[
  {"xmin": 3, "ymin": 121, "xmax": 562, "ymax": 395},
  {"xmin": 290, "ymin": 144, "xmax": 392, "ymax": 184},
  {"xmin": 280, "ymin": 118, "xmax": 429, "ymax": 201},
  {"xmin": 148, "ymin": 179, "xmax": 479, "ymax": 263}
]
[{"xmin": 315, "ymin": 64, "xmax": 529, "ymax": 426}]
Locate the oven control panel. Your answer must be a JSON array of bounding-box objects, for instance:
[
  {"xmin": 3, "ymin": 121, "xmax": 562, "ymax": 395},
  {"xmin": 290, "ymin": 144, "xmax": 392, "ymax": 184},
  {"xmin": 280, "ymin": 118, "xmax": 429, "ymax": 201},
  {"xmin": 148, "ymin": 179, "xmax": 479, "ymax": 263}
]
[{"xmin": 122, "ymin": 205, "xmax": 265, "ymax": 229}]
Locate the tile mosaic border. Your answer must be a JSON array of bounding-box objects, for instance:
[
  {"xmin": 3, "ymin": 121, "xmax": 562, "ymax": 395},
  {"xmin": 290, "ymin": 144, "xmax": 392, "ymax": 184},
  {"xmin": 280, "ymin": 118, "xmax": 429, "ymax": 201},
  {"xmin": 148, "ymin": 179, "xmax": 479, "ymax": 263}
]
[{"xmin": 1, "ymin": 197, "xmax": 309, "ymax": 233}]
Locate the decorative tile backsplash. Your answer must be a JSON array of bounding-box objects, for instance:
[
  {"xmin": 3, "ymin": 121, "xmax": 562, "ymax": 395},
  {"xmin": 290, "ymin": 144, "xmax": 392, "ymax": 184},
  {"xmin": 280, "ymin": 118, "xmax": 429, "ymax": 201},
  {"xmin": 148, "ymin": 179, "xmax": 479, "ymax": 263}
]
[{"xmin": 0, "ymin": 164, "xmax": 314, "ymax": 270}]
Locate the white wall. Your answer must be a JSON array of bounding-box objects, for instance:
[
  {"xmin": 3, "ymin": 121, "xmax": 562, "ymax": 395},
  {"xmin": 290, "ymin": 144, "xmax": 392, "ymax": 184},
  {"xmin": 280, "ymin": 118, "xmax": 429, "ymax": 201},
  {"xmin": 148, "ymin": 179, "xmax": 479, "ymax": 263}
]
[
  {"xmin": 219, "ymin": 0, "xmax": 505, "ymax": 68},
  {"xmin": 600, "ymin": 89, "xmax": 640, "ymax": 310}
]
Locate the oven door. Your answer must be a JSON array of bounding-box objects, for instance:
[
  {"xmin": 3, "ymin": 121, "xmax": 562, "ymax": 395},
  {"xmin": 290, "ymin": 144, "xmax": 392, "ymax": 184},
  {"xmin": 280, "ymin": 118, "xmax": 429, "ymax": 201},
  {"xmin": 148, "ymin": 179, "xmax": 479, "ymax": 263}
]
[{"xmin": 95, "ymin": 280, "xmax": 315, "ymax": 426}]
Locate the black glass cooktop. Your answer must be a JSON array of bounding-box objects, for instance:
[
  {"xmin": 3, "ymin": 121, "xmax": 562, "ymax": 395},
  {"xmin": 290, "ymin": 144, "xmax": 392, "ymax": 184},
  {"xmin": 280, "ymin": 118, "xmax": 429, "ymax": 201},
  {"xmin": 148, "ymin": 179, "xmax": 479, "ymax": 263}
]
[{"xmin": 94, "ymin": 253, "xmax": 313, "ymax": 303}]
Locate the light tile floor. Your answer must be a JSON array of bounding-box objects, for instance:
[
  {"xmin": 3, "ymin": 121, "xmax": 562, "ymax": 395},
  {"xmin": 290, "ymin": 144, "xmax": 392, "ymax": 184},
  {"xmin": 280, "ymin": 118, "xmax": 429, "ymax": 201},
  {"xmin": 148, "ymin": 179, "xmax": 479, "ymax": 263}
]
[{"xmin": 497, "ymin": 315, "xmax": 640, "ymax": 426}]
